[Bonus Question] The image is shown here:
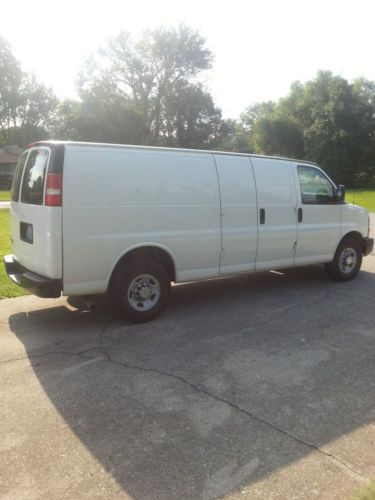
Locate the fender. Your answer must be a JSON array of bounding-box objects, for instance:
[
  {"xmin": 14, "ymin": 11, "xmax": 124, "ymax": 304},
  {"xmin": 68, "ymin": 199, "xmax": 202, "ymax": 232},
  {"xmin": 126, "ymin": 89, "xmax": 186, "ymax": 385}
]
[{"xmin": 105, "ymin": 242, "xmax": 179, "ymax": 289}]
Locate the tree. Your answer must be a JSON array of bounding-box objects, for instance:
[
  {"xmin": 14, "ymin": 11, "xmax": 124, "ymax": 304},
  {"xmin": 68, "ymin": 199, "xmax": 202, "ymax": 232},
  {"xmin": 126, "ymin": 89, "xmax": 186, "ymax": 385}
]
[
  {"xmin": 161, "ymin": 81, "xmax": 223, "ymax": 148},
  {"xmin": 351, "ymin": 78, "xmax": 375, "ymax": 183},
  {"xmin": 293, "ymin": 71, "xmax": 374, "ymax": 185},
  {"xmin": 215, "ymin": 119, "xmax": 253, "ymax": 153},
  {"xmin": 218, "ymin": 105, "xmax": 304, "ymax": 156},
  {"xmin": 240, "ymin": 101, "xmax": 276, "ymax": 131},
  {"xmin": 253, "ymin": 113, "xmax": 304, "ymax": 158},
  {"xmin": 75, "ymin": 25, "xmax": 223, "ymax": 147},
  {"xmin": 0, "ymin": 36, "xmax": 57, "ymax": 146},
  {"xmin": 0, "ymin": 36, "xmax": 23, "ymax": 142},
  {"xmin": 239, "ymin": 101, "xmax": 276, "ymax": 152},
  {"xmin": 52, "ymin": 97, "xmax": 144, "ymax": 144},
  {"xmin": 239, "ymin": 71, "xmax": 375, "ymax": 186}
]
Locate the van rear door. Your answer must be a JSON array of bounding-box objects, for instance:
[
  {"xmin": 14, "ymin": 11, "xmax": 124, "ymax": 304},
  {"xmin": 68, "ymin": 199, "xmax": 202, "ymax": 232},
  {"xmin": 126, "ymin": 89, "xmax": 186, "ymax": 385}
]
[{"xmin": 10, "ymin": 144, "xmax": 63, "ymax": 279}]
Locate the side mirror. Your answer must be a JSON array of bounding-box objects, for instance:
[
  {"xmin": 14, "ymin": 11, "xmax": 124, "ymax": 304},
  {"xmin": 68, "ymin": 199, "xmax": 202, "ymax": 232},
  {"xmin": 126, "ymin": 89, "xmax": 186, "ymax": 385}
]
[{"xmin": 335, "ymin": 184, "xmax": 345, "ymax": 202}]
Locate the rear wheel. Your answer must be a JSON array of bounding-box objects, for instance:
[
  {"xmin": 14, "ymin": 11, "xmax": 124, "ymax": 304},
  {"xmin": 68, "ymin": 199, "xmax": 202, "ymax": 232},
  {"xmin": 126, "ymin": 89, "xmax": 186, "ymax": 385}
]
[
  {"xmin": 113, "ymin": 260, "xmax": 171, "ymax": 323},
  {"xmin": 325, "ymin": 238, "xmax": 362, "ymax": 281}
]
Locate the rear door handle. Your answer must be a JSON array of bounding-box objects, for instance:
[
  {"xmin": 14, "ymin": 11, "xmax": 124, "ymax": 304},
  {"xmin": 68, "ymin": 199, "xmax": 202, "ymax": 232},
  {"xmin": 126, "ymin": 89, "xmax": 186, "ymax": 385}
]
[
  {"xmin": 260, "ymin": 208, "xmax": 265, "ymax": 224},
  {"xmin": 298, "ymin": 207, "xmax": 303, "ymax": 223}
]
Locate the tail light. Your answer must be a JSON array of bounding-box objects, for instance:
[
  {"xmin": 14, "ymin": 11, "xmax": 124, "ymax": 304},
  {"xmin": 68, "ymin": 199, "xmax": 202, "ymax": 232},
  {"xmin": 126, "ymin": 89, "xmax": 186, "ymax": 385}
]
[{"xmin": 45, "ymin": 173, "xmax": 62, "ymax": 206}]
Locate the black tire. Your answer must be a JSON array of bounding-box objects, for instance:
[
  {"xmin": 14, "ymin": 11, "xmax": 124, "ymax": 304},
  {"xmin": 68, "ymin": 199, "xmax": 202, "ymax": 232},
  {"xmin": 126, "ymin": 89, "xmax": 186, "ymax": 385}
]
[
  {"xmin": 112, "ymin": 260, "xmax": 171, "ymax": 323},
  {"xmin": 325, "ymin": 238, "xmax": 362, "ymax": 282}
]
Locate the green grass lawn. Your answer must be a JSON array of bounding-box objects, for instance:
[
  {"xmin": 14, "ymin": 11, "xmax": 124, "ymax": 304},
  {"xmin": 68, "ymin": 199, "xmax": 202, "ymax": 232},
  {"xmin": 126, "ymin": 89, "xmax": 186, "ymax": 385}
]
[
  {"xmin": 0, "ymin": 190, "xmax": 11, "ymax": 201},
  {"xmin": 353, "ymin": 482, "xmax": 375, "ymax": 500},
  {"xmin": 346, "ymin": 188, "xmax": 375, "ymax": 212},
  {"xmin": 0, "ymin": 209, "xmax": 28, "ymax": 298}
]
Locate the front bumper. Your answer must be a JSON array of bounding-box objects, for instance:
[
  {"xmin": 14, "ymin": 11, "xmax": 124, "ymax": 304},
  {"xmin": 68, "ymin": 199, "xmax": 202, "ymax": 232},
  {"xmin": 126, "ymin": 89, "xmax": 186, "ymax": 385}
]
[
  {"xmin": 4, "ymin": 255, "xmax": 62, "ymax": 298},
  {"xmin": 362, "ymin": 237, "xmax": 374, "ymax": 256}
]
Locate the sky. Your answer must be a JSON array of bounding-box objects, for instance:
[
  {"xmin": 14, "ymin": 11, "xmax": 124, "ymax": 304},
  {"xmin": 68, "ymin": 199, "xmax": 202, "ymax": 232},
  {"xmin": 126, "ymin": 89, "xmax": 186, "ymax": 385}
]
[{"xmin": 1, "ymin": 0, "xmax": 375, "ymax": 118}]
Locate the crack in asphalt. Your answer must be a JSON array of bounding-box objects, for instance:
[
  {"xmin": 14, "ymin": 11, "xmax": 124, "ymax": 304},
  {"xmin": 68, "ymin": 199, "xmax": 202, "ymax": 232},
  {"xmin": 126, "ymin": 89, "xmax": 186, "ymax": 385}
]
[
  {"xmin": 0, "ymin": 318, "xmax": 116, "ymax": 366},
  {"xmin": 95, "ymin": 319, "xmax": 369, "ymax": 484}
]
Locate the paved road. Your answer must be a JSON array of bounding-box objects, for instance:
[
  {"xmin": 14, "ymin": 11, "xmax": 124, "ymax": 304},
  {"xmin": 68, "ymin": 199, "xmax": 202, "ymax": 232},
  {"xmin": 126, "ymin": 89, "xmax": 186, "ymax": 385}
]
[
  {"xmin": 1, "ymin": 246, "xmax": 375, "ymax": 498},
  {"xmin": 0, "ymin": 201, "xmax": 10, "ymax": 209}
]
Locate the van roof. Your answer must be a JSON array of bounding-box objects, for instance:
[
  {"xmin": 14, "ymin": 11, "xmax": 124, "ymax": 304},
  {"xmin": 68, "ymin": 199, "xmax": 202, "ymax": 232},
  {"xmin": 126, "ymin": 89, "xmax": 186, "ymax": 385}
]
[{"xmin": 26, "ymin": 140, "xmax": 317, "ymax": 166}]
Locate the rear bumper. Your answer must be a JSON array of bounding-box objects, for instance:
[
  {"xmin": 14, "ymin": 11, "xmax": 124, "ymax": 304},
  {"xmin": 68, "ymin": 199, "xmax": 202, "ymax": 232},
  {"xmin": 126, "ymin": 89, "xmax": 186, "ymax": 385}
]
[
  {"xmin": 4, "ymin": 255, "xmax": 62, "ymax": 298},
  {"xmin": 362, "ymin": 237, "xmax": 374, "ymax": 256}
]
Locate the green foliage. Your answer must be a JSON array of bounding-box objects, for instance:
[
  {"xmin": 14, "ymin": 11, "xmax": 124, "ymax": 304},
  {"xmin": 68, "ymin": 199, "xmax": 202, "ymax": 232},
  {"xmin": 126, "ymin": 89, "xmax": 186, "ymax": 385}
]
[
  {"xmin": 161, "ymin": 81, "xmax": 223, "ymax": 148},
  {"xmin": 239, "ymin": 71, "xmax": 375, "ymax": 186},
  {"xmin": 52, "ymin": 98, "xmax": 144, "ymax": 144},
  {"xmin": 253, "ymin": 113, "xmax": 304, "ymax": 158},
  {"xmin": 215, "ymin": 119, "xmax": 252, "ymax": 153},
  {"xmin": 240, "ymin": 101, "xmax": 276, "ymax": 131},
  {"xmin": 0, "ymin": 36, "xmax": 57, "ymax": 147},
  {"xmin": 286, "ymin": 71, "xmax": 375, "ymax": 184},
  {"xmin": 54, "ymin": 25, "xmax": 222, "ymax": 148},
  {"xmin": 0, "ymin": 35, "xmax": 22, "ymax": 140}
]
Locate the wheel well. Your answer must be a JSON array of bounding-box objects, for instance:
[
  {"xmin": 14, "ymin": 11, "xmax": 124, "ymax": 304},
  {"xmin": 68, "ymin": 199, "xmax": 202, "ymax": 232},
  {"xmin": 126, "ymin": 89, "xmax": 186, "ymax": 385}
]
[
  {"xmin": 108, "ymin": 246, "xmax": 176, "ymax": 295},
  {"xmin": 340, "ymin": 231, "xmax": 365, "ymax": 253}
]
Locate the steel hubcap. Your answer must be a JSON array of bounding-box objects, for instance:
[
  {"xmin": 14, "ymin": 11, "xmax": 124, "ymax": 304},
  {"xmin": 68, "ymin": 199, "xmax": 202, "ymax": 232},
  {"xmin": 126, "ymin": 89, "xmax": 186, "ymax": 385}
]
[
  {"xmin": 339, "ymin": 248, "xmax": 357, "ymax": 274},
  {"xmin": 127, "ymin": 274, "xmax": 161, "ymax": 311},
  {"xmin": 135, "ymin": 283, "xmax": 151, "ymax": 300}
]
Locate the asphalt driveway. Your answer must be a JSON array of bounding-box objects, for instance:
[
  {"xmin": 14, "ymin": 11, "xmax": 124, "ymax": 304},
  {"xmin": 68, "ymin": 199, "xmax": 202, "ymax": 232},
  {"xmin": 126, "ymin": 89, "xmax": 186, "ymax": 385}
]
[{"xmin": 1, "ymin": 234, "xmax": 375, "ymax": 498}]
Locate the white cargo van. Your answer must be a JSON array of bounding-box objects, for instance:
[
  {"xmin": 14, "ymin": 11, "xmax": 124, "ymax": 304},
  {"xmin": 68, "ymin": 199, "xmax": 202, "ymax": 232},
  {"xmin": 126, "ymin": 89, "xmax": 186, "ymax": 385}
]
[{"xmin": 5, "ymin": 141, "xmax": 373, "ymax": 322}]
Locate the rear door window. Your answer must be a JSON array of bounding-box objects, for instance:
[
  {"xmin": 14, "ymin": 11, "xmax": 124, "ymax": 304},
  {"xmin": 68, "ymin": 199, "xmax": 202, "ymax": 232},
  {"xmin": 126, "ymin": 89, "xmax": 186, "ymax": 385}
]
[
  {"xmin": 20, "ymin": 148, "xmax": 50, "ymax": 205},
  {"xmin": 11, "ymin": 151, "xmax": 29, "ymax": 202}
]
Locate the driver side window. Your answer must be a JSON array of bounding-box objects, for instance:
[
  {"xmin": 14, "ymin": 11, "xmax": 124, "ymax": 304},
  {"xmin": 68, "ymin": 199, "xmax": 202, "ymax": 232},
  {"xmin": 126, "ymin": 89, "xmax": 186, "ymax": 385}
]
[{"xmin": 298, "ymin": 166, "xmax": 335, "ymax": 204}]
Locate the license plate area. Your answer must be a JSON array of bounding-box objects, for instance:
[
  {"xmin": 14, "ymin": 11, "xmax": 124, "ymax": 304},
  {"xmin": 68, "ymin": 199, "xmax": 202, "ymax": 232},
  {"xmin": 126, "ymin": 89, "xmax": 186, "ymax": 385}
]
[{"xmin": 20, "ymin": 222, "xmax": 33, "ymax": 244}]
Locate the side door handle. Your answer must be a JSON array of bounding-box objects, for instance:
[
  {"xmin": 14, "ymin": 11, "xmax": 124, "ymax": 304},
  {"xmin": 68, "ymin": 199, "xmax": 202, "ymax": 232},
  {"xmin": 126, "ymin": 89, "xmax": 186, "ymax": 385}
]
[
  {"xmin": 298, "ymin": 207, "xmax": 303, "ymax": 223},
  {"xmin": 260, "ymin": 208, "xmax": 266, "ymax": 225}
]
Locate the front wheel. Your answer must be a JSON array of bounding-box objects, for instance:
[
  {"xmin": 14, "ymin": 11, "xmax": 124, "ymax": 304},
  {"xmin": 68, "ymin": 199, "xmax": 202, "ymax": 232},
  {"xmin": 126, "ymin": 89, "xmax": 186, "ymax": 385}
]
[
  {"xmin": 325, "ymin": 238, "xmax": 362, "ymax": 281},
  {"xmin": 116, "ymin": 260, "xmax": 171, "ymax": 323}
]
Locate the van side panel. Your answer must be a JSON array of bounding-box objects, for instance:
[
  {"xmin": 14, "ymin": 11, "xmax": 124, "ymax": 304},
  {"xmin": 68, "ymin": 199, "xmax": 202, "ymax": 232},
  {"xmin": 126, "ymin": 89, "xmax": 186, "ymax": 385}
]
[
  {"xmin": 251, "ymin": 158, "xmax": 297, "ymax": 270},
  {"xmin": 62, "ymin": 146, "xmax": 221, "ymax": 294},
  {"xmin": 214, "ymin": 154, "xmax": 258, "ymax": 274}
]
